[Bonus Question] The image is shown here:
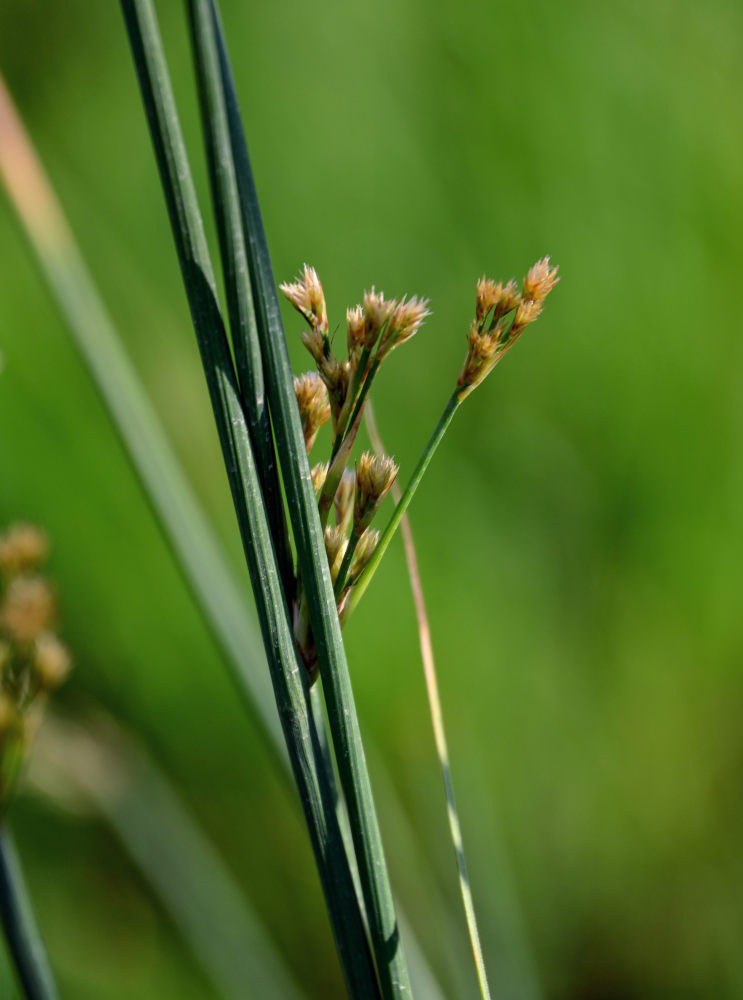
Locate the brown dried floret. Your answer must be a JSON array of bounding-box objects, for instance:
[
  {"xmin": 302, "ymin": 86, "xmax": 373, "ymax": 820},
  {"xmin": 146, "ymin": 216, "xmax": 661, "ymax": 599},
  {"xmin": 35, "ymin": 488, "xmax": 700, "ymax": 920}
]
[
  {"xmin": 377, "ymin": 296, "xmax": 430, "ymax": 361},
  {"xmin": 355, "ymin": 452, "xmax": 398, "ymax": 531},
  {"xmin": 0, "ymin": 576, "xmax": 56, "ymax": 643},
  {"xmin": 0, "ymin": 524, "xmax": 48, "ymax": 577},
  {"xmin": 294, "ymin": 372, "xmax": 331, "ymax": 453}
]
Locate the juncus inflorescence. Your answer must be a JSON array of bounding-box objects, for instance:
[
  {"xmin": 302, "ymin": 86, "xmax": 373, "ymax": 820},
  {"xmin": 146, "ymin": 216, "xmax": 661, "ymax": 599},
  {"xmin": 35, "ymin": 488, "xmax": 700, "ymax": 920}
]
[{"xmin": 281, "ymin": 256, "xmax": 559, "ymax": 665}]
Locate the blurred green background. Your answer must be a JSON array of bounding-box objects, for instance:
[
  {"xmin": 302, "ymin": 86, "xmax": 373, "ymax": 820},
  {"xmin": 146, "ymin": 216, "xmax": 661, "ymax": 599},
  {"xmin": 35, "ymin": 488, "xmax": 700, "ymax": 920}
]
[{"xmin": 1, "ymin": 0, "xmax": 743, "ymax": 997}]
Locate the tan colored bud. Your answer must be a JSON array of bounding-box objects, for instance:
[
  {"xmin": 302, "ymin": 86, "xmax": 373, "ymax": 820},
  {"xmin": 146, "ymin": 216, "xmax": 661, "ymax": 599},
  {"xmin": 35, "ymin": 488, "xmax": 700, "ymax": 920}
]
[
  {"xmin": 300, "ymin": 325, "xmax": 326, "ymax": 366},
  {"xmin": 0, "ymin": 524, "xmax": 48, "ymax": 577},
  {"xmin": 280, "ymin": 264, "xmax": 328, "ymax": 332},
  {"xmin": 323, "ymin": 526, "xmax": 348, "ymax": 584},
  {"xmin": 350, "ymin": 528, "xmax": 380, "ymax": 580},
  {"xmin": 522, "ymin": 256, "xmax": 559, "ymax": 302},
  {"xmin": 475, "ymin": 277, "xmax": 520, "ymax": 327},
  {"xmin": 311, "ymin": 462, "xmax": 329, "ymax": 494},
  {"xmin": 346, "ymin": 305, "xmax": 365, "ymax": 364},
  {"xmin": 1, "ymin": 576, "xmax": 56, "ymax": 643},
  {"xmin": 456, "ymin": 319, "xmax": 507, "ymax": 396},
  {"xmin": 333, "ymin": 469, "xmax": 355, "ymax": 533},
  {"xmin": 362, "ymin": 288, "xmax": 395, "ymax": 349},
  {"xmin": 510, "ymin": 297, "xmax": 543, "ymax": 337},
  {"xmin": 33, "ymin": 632, "xmax": 72, "ymax": 691},
  {"xmin": 355, "ymin": 452, "xmax": 398, "ymax": 530},
  {"xmin": 377, "ymin": 295, "xmax": 431, "ymax": 360},
  {"xmin": 294, "ymin": 372, "xmax": 331, "ymax": 453}
]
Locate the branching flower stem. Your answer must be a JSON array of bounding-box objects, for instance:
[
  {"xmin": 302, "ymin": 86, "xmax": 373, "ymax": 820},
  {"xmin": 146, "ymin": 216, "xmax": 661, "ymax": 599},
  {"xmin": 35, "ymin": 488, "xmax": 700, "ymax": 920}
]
[
  {"xmin": 365, "ymin": 402, "xmax": 493, "ymax": 1000},
  {"xmin": 343, "ymin": 390, "xmax": 461, "ymax": 623},
  {"xmin": 334, "ymin": 529, "xmax": 362, "ymax": 599}
]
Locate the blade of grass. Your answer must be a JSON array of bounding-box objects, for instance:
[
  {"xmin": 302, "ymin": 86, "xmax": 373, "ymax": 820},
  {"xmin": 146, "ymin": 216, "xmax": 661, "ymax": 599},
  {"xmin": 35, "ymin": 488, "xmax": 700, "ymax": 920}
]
[
  {"xmin": 209, "ymin": 7, "xmax": 411, "ymax": 994},
  {"xmin": 0, "ymin": 826, "xmax": 59, "ymax": 1000},
  {"xmin": 365, "ymin": 402, "xmax": 492, "ymax": 1000},
  {"xmin": 0, "ymin": 70, "xmax": 447, "ymax": 1000},
  {"xmin": 30, "ymin": 711, "xmax": 305, "ymax": 1000},
  {"xmin": 119, "ymin": 2, "xmax": 378, "ymax": 993}
]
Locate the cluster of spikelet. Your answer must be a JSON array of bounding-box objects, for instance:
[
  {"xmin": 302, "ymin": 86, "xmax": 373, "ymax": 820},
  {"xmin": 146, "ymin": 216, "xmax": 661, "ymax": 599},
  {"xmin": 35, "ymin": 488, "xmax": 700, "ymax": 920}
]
[
  {"xmin": 283, "ymin": 267, "xmax": 428, "ymax": 665},
  {"xmin": 0, "ymin": 523, "xmax": 71, "ymax": 808},
  {"xmin": 282, "ymin": 258, "xmax": 558, "ymax": 668}
]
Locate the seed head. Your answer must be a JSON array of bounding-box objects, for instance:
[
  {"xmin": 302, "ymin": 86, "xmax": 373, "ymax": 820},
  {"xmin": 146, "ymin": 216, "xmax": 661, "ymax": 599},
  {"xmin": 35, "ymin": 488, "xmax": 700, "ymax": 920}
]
[
  {"xmin": 280, "ymin": 265, "xmax": 328, "ymax": 332},
  {"xmin": 311, "ymin": 462, "xmax": 329, "ymax": 493},
  {"xmin": 324, "ymin": 526, "xmax": 348, "ymax": 584},
  {"xmin": 294, "ymin": 372, "xmax": 331, "ymax": 453},
  {"xmin": 333, "ymin": 469, "xmax": 355, "ymax": 533},
  {"xmin": 0, "ymin": 524, "xmax": 48, "ymax": 578},
  {"xmin": 377, "ymin": 296, "xmax": 431, "ymax": 360},
  {"xmin": 510, "ymin": 297, "xmax": 543, "ymax": 337},
  {"xmin": 475, "ymin": 277, "xmax": 520, "ymax": 327},
  {"xmin": 1, "ymin": 576, "xmax": 56, "ymax": 643},
  {"xmin": 300, "ymin": 326, "xmax": 326, "ymax": 366},
  {"xmin": 355, "ymin": 451, "xmax": 398, "ymax": 530},
  {"xmin": 350, "ymin": 528, "xmax": 380, "ymax": 580},
  {"xmin": 33, "ymin": 632, "xmax": 72, "ymax": 691},
  {"xmin": 522, "ymin": 256, "xmax": 559, "ymax": 303},
  {"xmin": 457, "ymin": 258, "xmax": 558, "ymax": 398},
  {"xmin": 362, "ymin": 288, "xmax": 396, "ymax": 350},
  {"xmin": 347, "ymin": 305, "xmax": 365, "ymax": 366}
]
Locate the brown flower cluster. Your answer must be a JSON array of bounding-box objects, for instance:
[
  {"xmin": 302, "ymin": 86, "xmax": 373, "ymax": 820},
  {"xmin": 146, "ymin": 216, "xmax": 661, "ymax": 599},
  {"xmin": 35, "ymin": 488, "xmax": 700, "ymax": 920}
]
[
  {"xmin": 0, "ymin": 523, "xmax": 72, "ymax": 806},
  {"xmin": 457, "ymin": 257, "xmax": 559, "ymax": 398}
]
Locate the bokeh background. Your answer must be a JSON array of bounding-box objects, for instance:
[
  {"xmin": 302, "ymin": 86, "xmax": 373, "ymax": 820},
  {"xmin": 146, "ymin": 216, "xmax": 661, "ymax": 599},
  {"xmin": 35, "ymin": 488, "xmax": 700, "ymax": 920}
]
[{"xmin": 1, "ymin": 0, "xmax": 742, "ymax": 997}]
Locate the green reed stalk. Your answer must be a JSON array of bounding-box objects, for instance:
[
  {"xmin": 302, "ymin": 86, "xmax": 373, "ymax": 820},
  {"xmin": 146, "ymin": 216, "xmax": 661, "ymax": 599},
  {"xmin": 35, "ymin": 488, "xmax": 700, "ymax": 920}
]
[
  {"xmin": 120, "ymin": 2, "xmax": 378, "ymax": 993},
  {"xmin": 209, "ymin": 5, "xmax": 411, "ymax": 994}
]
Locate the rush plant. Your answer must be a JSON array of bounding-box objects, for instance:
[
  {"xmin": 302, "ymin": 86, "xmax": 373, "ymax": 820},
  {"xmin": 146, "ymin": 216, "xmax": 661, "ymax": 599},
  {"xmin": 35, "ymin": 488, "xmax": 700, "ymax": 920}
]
[{"xmin": 0, "ymin": 1, "xmax": 557, "ymax": 995}]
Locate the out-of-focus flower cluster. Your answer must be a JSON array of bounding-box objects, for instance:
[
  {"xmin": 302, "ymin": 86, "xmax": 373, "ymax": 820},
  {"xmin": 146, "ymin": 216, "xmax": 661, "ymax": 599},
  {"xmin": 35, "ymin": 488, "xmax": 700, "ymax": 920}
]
[{"xmin": 0, "ymin": 523, "xmax": 71, "ymax": 808}]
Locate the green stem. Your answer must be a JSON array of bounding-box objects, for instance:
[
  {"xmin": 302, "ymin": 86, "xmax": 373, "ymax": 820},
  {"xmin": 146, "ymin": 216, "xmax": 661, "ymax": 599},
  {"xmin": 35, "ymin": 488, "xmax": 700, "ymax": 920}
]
[
  {"xmin": 186, "ymin": 0, "xmax": 293, "ymax": 597},
  {"xmin": 331, "ymin": 346, "xmax": 372, "ymax": 459},
  {"xmin": 344, "ymin": 359, "xmax": 380, "ymax": 445},
  {"xmin": 318, "ymin": 417, "xmax": 359, "ymax": 529},
  {"xmin": 334, "ymin": 530, "xmax": 361, "ymax": 599},
  {"xmin": 120, "ymin": 3, "xmax": 378, "ymax": 994},
  {"xmin": 344, "ymin": 391, "xmax": 460, "ymax": 622},
  {"xmin": 0, "ymin": 827, "xmax": 59, "ymax": 1000},
  {"xmin": 212, "ymin": 8, "xmax": 411, "ymax": 991}
]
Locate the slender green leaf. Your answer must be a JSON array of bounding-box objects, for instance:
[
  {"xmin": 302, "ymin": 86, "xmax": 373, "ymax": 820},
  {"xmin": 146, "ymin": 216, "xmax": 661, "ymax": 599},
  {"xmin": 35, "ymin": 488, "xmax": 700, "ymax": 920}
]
[
  {"xmin": 119, "ymin": 2, "xmax": 378, "ymax": 993},
  {"xmin": 0, "ymin": 827, "xmax": 59, "ymax": 1000},
  {"xmin": 210, "ymin": 7, "xmax": 411, "ymax": 994}
]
